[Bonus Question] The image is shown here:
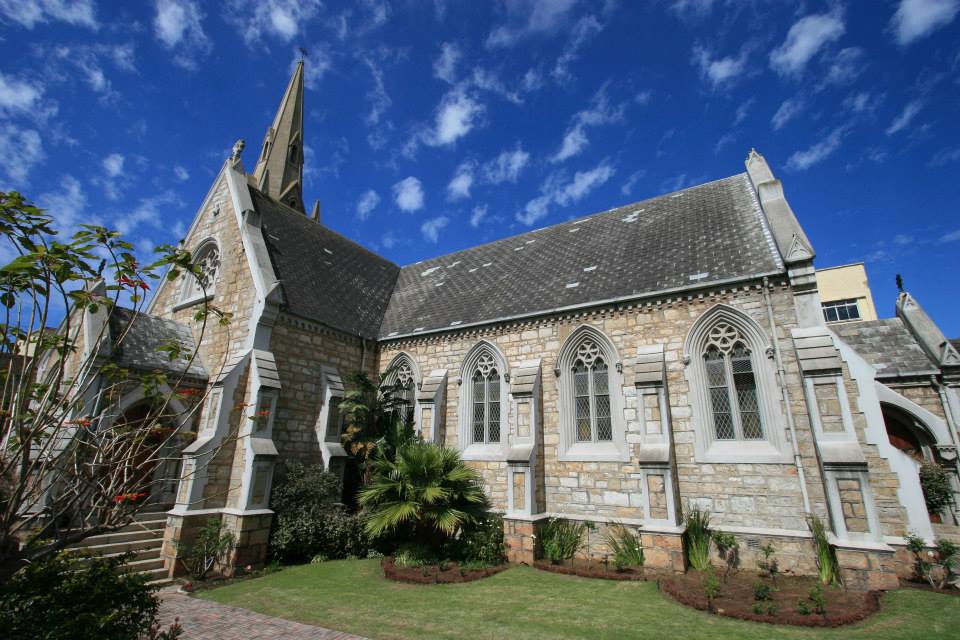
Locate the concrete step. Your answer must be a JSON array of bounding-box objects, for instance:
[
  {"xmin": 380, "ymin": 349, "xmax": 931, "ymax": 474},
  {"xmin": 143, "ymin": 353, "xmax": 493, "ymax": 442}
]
[
  {"xmin": 124, "ymin": 557, "xmax": 165, "ymax": 573},
  {"xmin": 79, "ymin": 540, "xmax": 164, "ymax": 562},
  {"xmin": 78, "ymin": 528, "xmax": 164, "ymax": 547},
  {"xmin": 933, "ymin": 523, "xmax": 960, "ymax": 543},
  {"xmin": 133, "ymin": 505, "xmax": 172, "ymax": 521}
]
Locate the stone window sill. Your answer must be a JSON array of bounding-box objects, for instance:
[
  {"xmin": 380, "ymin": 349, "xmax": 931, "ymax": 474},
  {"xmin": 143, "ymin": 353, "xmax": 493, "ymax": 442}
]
[
  {"xmin": 173, "ymin": 293, "xmax": 214, "ymax": 313},
  {"xmin": 696, "ymin": 440, "xmax": 792, "ymax": 464},
  {"xmin": 559, "ymin": 441, "xmax": 630, "ymax": 462},
  {"xmin": 461, "ymin": 443, "xmax": 506, "ymax": 461}
]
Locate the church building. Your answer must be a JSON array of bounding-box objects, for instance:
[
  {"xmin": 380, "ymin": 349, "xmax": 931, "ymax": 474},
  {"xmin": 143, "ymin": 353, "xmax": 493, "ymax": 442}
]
[{"xmin": 143, "ymin": 62, "xmax": 960, "ymax": 590}]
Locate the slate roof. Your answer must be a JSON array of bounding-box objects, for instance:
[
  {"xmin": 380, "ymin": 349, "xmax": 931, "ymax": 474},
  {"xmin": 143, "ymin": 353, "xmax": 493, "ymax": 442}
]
[
  {"xmin": 378, "ymin": 173, "xmax": 784, "ymax": 338},
  {"xmin": 252, "ymin": 187, "xmax": 401, "ymax": 338},
  {"xmin": 109, "ymin": 308, "xmax": 207, "ymax": 379},
  {"xmin": 831, "ymin": 318, "xmax": 937, "ymax": 378}
]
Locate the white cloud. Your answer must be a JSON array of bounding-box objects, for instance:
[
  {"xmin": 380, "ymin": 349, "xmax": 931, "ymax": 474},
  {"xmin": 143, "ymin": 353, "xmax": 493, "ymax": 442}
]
[
  {"xmin": 469, "ymin": 204, "xmax": 488, "ymax": 228},
  {"xmin": 669, "ymin": 0, "xmax": 714, "ymax": 18},
  {"xmin": 380, "ymin": 231, "xmax": 397, "ymax": 249},
  {"xmin": 393, "ymin": 177, "xmax": 424, "ymax": 212},
  {"xmin": 886, "ymin": 100, "xmax": 924, "ymax": 135},
  {"xmin": 433, "ymin": 42, "xmax": 461, "ymax": 84},
  {"xmin": 484, "ymin": 146, "xmax": 530, "ymax": 184},
  {"xmin": 356, "ymin": 189, "xmax": 380, "ymax": 220},
  {"xmin": 112, "ymin": 192, "xmax": 178, "ymax": 237},
  {"xmin": 0, "ymin": 73, "xmax": 42, "ymax": 116},
  {"xmin": 174, "ymin": 165, "xmax": 190, "ymax": 181},
  {"xmin": 420, "ymin": 216, "xmax": 449, "ymax": 243},
  {"xmin": 224, "ymin": 0, "xmax": 323, "ymax": 46},
  {"xmin": 102, "ymin": 153, "xmax": 125, "ymax": 178},
  {"xmin": 359, "ymin": 52, "xmax": 392, "ymax": 129},
  {"xmin": 486, "ymin": 0, "xmax": 579, "ymax": 48},
  {"xmin": 470, "ymin": 67, "xmax": 524, "ymax": 104},
  {"xmin": 822, "ymin": 47, "xmax": 865, "ymax": 87},
  {"xmin": 770, "ymin": 10, "xmax": 845, "ymax": 76},
  {"xmin": 733, "ymin": 98, "xmax": 754, "ymax": 126},
  {"xmin": 0, "ymin": 0, "xmax": 97, "ymax": 29},
  {"xmin": 154, "ymin": 0, "xmax": 211, "ymax": 70},
  {"xmin": 938, "ymin": 228, "xmax": 960, "ymax": 243},
  {"xmin": 891, "ymin": 0, "xmax": 959, "ymax": 45},
  {"xmin": 447, "ymin": 162, "xmax": 474, "ymax": 200},
  {"xmin": 429, "ymin": 89, "xmax": 484, "ymax": 146},
  {"xmin": 929, "ymin": 147, "xmax": 960, "ymax": 166},
  {"xmin": 692, "ymin": 45, "xmax": 748, "ymax": 88},
  {"xmin": 0, "ymin": 125, "xmax": 44, "ymax": 188},
  {"xmin": 551, "ymin": 84, "xmax": 625, "ymax": 162},
  {"xmin": 620, "ymin": 169, "xmax": 645, "ymax": 196},
  {"xmin": 894, "ymin": 234, "xmax": 915, "ymax": 245},
  {"xmin": 771, "ymin": 98, "xmax": 804, "ymax": 130},
  {"xmin": 36, "ymin": 175, "xmax": 87, "ymax": 234},
  {"xmin": 517, "ymin": 160, "xmax": 615, "ymax": 226},
  {"xmin": 785, "ymin": 127, "xmax": 846, "ymax": 171},
  {"xmin": 552, "ymin": 14, "xmax": 603, "ymax": 84}
]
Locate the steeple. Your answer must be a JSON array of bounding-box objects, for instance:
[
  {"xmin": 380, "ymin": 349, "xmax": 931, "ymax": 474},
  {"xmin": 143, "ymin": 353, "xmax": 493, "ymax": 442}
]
[{"xmin": 252, "ymin": 60, "xmax": 305, "ymax": 212}]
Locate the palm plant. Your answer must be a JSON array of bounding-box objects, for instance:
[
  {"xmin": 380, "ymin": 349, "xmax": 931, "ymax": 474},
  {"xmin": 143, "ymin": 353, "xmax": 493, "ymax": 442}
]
[
  {"xmin": 807, "ymin": 514, "xmax": 840, "ymax": 586},
  {"xmin": 358, "ymin": 442, "xmax": 490, "ymax": 554},
  {"xmin": 340, "ymin": 368, "xmax": 417, "ymax": 478}
]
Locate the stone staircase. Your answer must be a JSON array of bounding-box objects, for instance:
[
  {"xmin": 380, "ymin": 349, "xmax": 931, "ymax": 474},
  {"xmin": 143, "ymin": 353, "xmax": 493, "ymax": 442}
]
[{"xmin": 72, "ymin": 504, "xmax": 171, "ymax": 586}]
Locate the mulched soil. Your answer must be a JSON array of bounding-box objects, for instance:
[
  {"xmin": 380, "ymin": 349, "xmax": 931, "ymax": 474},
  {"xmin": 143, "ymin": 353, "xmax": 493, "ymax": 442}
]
[
  {"xmin": 899, "ymin": 579, "xmax": 960, "ymax": 597},
  {"xmin": 533, "ymin": 559, "xmax": 652, "ymax": 581},
  {"xmin": 381, "ymin": 557, "xmax": 509, "ymax": 584},
  {"xmin": 660, "ymin": 570, "xmax": 881, "ymax": 627}
]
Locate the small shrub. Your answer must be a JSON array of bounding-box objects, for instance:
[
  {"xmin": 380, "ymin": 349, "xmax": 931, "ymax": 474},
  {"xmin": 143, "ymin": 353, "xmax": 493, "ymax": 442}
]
[
  {"xmin": 269, "ymin": 462, "xmax": 370, "ymax": 563},
  {"xmin": 310, "ymin": 554, "xmax": 328, "ymax": 564},
  {"xmin": 797, "ymin": 599, "xmax": 811, "ymax": 615},
  {"xmin": 808, "ymin": 584, "xmax": 827, "ymax": 615},
  {"xmin": 538, "ymin": 517, "xmax": 587, "ymax": 564},
  {"xmin": 0, "ymin": 550, "xmax": 182, "ymax": 640},
  {"xmin": 920, "ymin": 462, "xmax": 954, "ymax": 518},
  {"xmin": 751, "ymin": 602, "xmax": 764, "ymax": 615},
  {"xmin": 711, "ymin": 531, "xmax": 739, "ymax": 582},
  {"xmin": 808, "ymin": 514, "xmax": 840, "ymax": 586},
  {"xmin": 605, "ymin": 523, "xmax": 645, "ymax": 571},
  {"xmin": 701, "ymin": 568, "xmax": 721, "ymax": 612},
  {"xmin": 906, "ymin": 532, "xmax": 933, "ymax": 584},
  {"xmin": 753, "ymin": 580, "xmax": 774, "ymax": 602},
  {"xmin": 394, "ymin": 544, "xmax": 432, "ymax": 568},
  {"xmin": 458, "ymin": 513, "xmax": 506, "ymax": 565},
  {"xmin": 180, "ymin": 518, "xmax": 235, "ymax": 580},
  {"xmin": 683, "ymin": 506, "xmax": 712, "ymax": 571},
  {"xmin": 757, "ymin": 543, "xmax": 779, "ymax": 583}
]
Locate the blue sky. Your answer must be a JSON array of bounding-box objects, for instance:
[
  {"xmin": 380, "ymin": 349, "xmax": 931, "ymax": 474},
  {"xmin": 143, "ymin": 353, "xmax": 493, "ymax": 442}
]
[{"xmin": 1, "ymin": 0, "xmax": 958, "ymax": 334}]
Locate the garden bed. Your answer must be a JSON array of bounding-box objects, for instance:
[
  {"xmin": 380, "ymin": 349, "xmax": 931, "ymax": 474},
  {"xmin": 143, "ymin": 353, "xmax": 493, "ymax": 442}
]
[
  {"xmin": 660, "ymin": 571, "xmax": 881, "ymax": 627},
  {"xmin": 382, "ymin": 557, "xmax": 509, "ymax": 584},
  {"xmin": 533, "ymin": 559, "xmax": 649, "ymax": 581},
  {"xmin": 899, "ymin": 579, "xmax": 960, "ymax": 597}
]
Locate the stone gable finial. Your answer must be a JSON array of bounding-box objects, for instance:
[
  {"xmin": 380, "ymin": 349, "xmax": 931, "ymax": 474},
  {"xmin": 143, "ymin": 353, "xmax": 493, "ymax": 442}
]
[{"xmin": 230, "ymin": 139, "xmax": 245, "ymax": 163}]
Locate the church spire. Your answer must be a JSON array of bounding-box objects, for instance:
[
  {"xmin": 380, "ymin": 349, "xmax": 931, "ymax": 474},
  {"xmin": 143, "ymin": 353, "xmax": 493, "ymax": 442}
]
[{"xmin": 252, "ymin": 59, "xmax": 305, "ymax": 212}]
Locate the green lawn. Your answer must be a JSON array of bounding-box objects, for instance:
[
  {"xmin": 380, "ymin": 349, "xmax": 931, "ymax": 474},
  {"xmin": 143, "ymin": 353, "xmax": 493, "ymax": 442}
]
[{"xmin": 198, "ymin": 559, "xmax": 960, "ymax": 640}]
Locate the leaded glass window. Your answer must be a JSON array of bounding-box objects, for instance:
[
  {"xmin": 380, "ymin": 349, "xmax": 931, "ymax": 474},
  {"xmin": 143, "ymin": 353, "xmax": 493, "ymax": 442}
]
[
  {"xmin": 396, "ymin": 362, "xmax": 415, "ymax": 426},
  {"xmin": 470, "ymin": 353, "xmax": 500, "ymax": 444},
  {"xmin": 183, "ymin": 242, "xmax": 220, "ymax": 301},
  {"xmin": 572, "ymin": 339, "xmax": 613, "ymax": 443},
  {"xmin": 702, "ymin": 322, "xmax": 764, "ymax": 441}
]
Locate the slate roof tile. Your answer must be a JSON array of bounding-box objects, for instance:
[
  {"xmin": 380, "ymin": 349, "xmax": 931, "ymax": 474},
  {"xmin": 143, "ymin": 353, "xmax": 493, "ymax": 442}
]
[
  {"xmin": 378, "ymin": 173, "xmax": 783, "ymax": 337},
  {"xmin": 252, "ymin": 187, "xmax": 401, "ymax": 338},
  {"xmin": 831, "ymin": 318, "xmax": 936, "ymax": 378},
  {"xmin": 109, "ymin": 308, "xmax": 207, "ymax": 379}
]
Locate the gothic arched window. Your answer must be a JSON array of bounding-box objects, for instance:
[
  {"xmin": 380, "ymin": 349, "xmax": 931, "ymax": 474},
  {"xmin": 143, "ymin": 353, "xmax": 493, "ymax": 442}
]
[
  {"xmin": 684, "ymin": 304, "xmax": 790, "ymax": 463},
  {"xmin": 572, "ymin": 340, "xmax": 612, "ymax": 442},
  {"xmin": 459, "ymin": 341, "xmax": 508, "ymax": 458},
  {"xmin": 557, "ymin": 327, "xmax": 628, "ymax": 461},
  {"xmin": 383, "ymin": 354, "xmax": 418, "ymax": 429},
  {"xmin": 702, "ymin": 323, "xmax": 763, "ymax": 441},
  {"xmin": 470, "ymin": 353, "xmax": 501, "ymax": 444},
  {"xmin": 181, "ymin": 240, "xmax": 220, "ymax": 303}
]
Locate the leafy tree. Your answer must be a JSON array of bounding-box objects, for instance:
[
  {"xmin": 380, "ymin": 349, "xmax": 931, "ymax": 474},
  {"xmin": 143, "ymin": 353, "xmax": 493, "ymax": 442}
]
[
  {"xmin": 0, "ymin": 190, "xmax": 234, "ymax": 581},
  {"xmin": 358, "ymin": 441, "xmax": 489, "ymax": 554},
  {"xmin": 340, "ymin": 367, "xmax": 417, "ymax": 478}
]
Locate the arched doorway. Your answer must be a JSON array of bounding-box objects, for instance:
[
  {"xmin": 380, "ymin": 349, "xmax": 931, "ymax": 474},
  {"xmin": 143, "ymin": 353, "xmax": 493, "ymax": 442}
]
[
  {"xmin": 118, "ymin": 401, "xmax": 184, "ymax": 506},
  {"xmin": 881, "ymin": 403, "xmax": 953, "ymax": 523}
]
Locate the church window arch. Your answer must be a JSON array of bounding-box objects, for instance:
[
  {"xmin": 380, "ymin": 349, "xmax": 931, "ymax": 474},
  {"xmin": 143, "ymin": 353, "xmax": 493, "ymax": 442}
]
[
  {"xmin": 557, "ymin": 326, "xmax": 628, "ymax": 461},
  {"xmin": 684, "ymin": 304, "xmax": 790, "ymax": 463},
  {"xmin": 180, "ymin": 239, "xmax": 220, "ymax": 305},
  {"xmin": 384, "ymin": 353, "xmax": 419, "ymax": 428},
  {"xmin": 459, "ymin": 341, "xmax": 508, "ymax": 458}
]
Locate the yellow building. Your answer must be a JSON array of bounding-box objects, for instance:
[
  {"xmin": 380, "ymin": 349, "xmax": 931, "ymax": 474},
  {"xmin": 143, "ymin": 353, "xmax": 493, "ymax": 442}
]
[{"xmin": 815, "ymin": 262, "xmax": 878, "ymax": 323}]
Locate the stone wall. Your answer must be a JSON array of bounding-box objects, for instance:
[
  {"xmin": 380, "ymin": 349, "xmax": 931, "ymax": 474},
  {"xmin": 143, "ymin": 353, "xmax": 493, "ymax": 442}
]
[
  {"xmin": 268, "ymin": 312, "xmax": 375, "ymax": 470},
  {"xmin": 378, "ymin": 281, "xmax": 828, "ymax": 533}
]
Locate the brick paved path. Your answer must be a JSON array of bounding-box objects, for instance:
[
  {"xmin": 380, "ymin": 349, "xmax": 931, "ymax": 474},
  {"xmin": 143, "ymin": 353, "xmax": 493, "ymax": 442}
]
[{"xmin": 157, "ymin": 587, "xmax": 366, "ymax": 640}]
